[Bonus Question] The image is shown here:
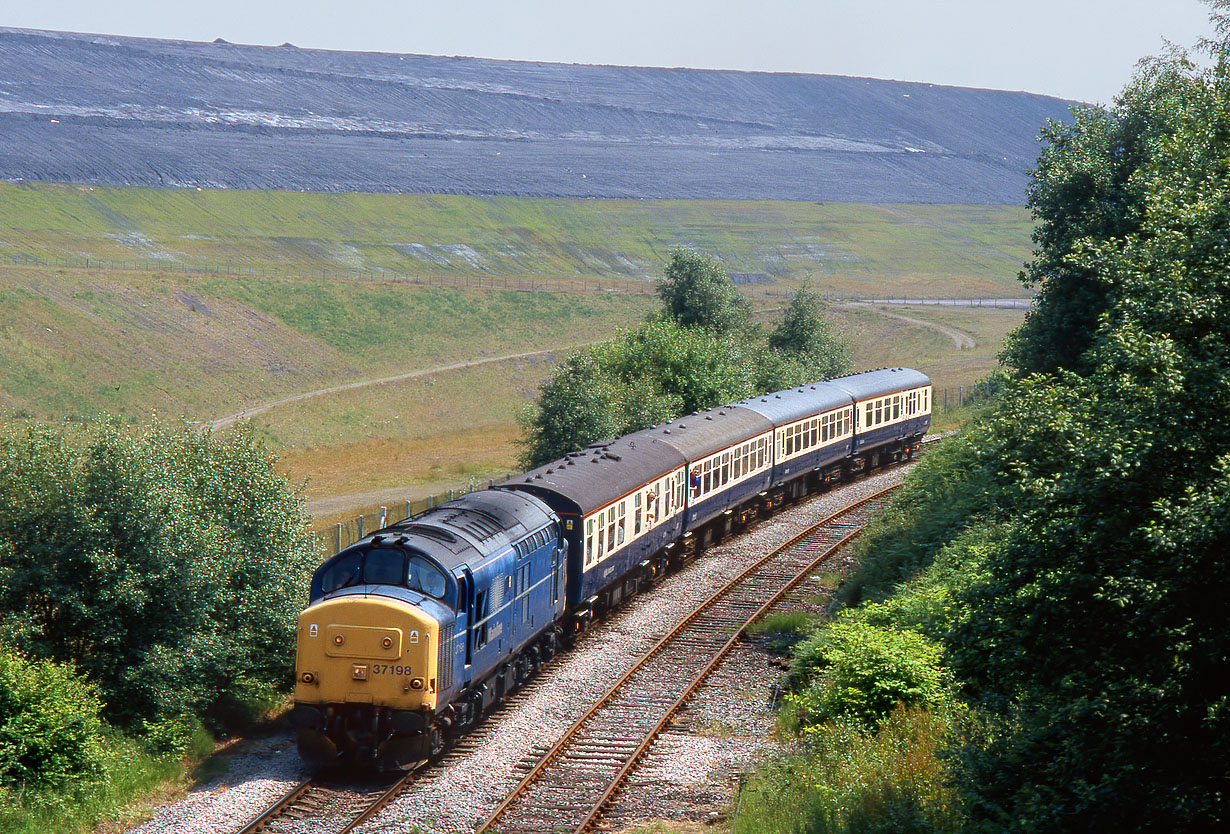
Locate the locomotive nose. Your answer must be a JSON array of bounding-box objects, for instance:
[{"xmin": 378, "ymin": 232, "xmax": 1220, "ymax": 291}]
[{"xmin": 294, "ymin": 596, "xmax": 441, "ymax": 709}]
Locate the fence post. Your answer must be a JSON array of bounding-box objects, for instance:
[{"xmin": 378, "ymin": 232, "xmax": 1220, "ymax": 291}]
[
  {"xmin": 358, "ymin": 515, "xmax": 364, "ymax": 539},
  {"xmin": 405, "ymin": 500, "xmax": 411, "ymax": 521},
  {"xmin": 379, "ymin": 506, "xmax": 387, "ymax": 529},
  {"xmin": 335, "ymin": 523, "xmax": 342, "ymax": 554}
]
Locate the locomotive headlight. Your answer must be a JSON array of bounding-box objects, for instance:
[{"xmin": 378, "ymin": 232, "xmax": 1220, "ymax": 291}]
[
  {"xmin": 333, "ymin": 634, "xmax": 345, "ymax": 646},
  {"xmin": 410, "ymin": 677, "xmax": 425, "ymax": 690},
  {"xmin": 381, "ymin": 637, "xmax": 393, "ymax": 649},
  {"xmin": 300, "ymin": 671, "xmax": 317, "ymax": 685}
]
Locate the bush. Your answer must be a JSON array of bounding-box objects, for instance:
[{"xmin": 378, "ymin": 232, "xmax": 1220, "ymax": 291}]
[
  {"xmin": 733, "ymin": 706, "xmax": 966, "ymax": 834},
  {"xmin": 0, "ymin": 420, "xmax": 318, "ymax": 738},
  {"xmin": 787, "ymin": 617, "xmax": 953, "ymax": 730},
  {"xmin": 0, "ymin": 645, "xmax": 107, "ymax": 794}
]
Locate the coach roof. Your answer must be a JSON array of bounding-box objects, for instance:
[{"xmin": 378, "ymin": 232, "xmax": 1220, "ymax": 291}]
[
  {"xmin": 825, "ymin": 367, "xmax": 931, "ymax": 400},
  {"xmin": 511, "ymin": 434, "xmax": 686, "ymax": 516},
  {"xmin": 625, "ymin": 404, "xmax": 774, "ymax": 461},
  {"xmin": 730, "ymin": 382, "xmax": 854, "ymax": 426}
]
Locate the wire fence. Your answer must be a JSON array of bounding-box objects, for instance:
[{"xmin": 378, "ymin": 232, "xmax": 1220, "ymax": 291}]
[{"xmin": 311, "ymin": 385, "xmax": 982, "ymax": 556}]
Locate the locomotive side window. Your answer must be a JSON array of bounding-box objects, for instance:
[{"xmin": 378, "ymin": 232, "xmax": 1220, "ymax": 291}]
[{"xmin": 406, "ymin": 555, "xmax": 447, "ymax": 599}]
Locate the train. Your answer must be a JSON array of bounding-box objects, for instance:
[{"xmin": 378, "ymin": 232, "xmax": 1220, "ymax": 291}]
[{"xmin": 291, "ymin": 367, "xmax": 932, "ymax": 770}]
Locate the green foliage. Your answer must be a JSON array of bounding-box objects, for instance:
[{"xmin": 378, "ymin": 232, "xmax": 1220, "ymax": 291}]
[
  {"xmin": 0, "ymin": 727, "xmax": 181, "ymax": 834},
  {"xmin": 0, "ymin": 645, "xmax": 107, "ymax": 793},
  {"xmin": 1002, "ymin": 57, "xmax": 1201, "ymax": 376},
  {"xmin": 516, "ymin": 351, "xmax": 627, "ymax": 469},
  {"xmin": 839, "ymin": 431, "xmax": 1004, "ymax": 607},
  {"xmin": 786, "ymin": 616, "xmax": 954, "ymax": 731},
  {"xmin": 769, "ymin": 286, "xmax": 853, "ymax": 381},
  {"xmin": 519, "ymin": 252, "xmax": 853, "ymax": 467},
  {"xmin": 935, "ymin": 48, "xmax": 1230, "ymax": 830},
  {"xmin": 655, "ymin": 247, "xmax": 751, "ymax": 336},
  {"xmin": 733, "ymin": 707, "xmax": 966, "ymax": 834},
  {"xmin": 0, "ymin": 420, "xmax": 318, "ymax": 738}
]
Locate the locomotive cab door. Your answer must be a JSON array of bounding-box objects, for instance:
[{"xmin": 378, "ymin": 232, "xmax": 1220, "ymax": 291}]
[{"xmin": 459, "ymin": 568, "xmax": 474, "ymax": 668}]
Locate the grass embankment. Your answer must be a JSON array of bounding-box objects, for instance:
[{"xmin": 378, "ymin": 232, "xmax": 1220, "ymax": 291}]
[
  {"xmin": 0, "ymin": 183, "xmax": 1030, "ymax": 296},
  {"xmin": 1, "ymin": 183, "xmax": 1028, "ymax": 516}
]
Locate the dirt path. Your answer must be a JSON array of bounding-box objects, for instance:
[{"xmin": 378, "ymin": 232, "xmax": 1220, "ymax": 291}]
[
  {"xmin": 205, "ymin": 344, "xmax": 589, "ymax": 433},
  {"xmin": 838, "ymin": 302, "xmax": 976, "ymax": 350}
]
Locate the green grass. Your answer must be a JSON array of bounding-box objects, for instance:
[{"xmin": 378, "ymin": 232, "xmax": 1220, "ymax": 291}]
[
  {"xmin": 748, "ymin": 610, "xmax": 820, "ymax": 636},
  {"xmin": 2, "ymin": 182, "xmax": 1030, "ymax": 521},
  {"xmin": 0, "ymin": 733, "xmax": 184, "ymax": 834},
  {"xmin": 0, "ymin": 183, "xmax": 1031, "ymax": 294}
]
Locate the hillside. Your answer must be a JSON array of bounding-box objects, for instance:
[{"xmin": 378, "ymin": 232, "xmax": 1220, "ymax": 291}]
[{"xmin": 0, "ymin": 27, "xmax": 1073, "ymax": 203}]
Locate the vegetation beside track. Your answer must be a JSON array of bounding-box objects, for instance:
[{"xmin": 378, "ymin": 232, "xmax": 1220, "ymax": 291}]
[
  {"xmin": 0, "ymin": 420, "xmax": 315, "ymax": 832},
  {"xmin": 732, "ymin": 31, "xmax": 1230, "ymax": 834}
]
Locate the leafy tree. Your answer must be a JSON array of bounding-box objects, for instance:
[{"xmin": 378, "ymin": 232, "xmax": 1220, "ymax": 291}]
[
  {"xmin": 520, "ymin": 250, "xmax": 853, "ymax": 467},
  {"xmin": 656, "ymin": 247, "xmax": 751, "ymax": 336},
  {"xmin": 0, "ymin": 421, "xmax": 318, "ymax": 735},
  {"xmin": 947, "ymin": 52, "xmax": 1230, "ymax": 830},
  {"xmin": 1002, "ymin": 57, "xmax": 1200, "ymax": 376},
  {"xmin": 769, "ymin": 285, "xmax": 853, "ymax": 380},
  {"xmin": 516, "ymin": 351, "xmax": 626, "ymax": 469}
]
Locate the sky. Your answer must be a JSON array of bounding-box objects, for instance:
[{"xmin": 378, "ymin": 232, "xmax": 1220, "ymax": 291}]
[{"xmin": 0, "ymin": 0, "xmax": 1218, "ymax": 105}]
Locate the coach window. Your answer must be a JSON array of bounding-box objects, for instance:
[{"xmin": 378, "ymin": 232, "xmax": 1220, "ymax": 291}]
[
  {"xmin": 634, "ymin": 493, "xmax": 643, "ymax": 535},
  {"xmin": 893, "ymin": 397, "xmax": 900, "ymax": 419},
  {"xmin": 586, "ymin": 519, "xmax": 595, "ymax": 566},
  {"xmin": 617, "ymin": 502, "xmax": 627, "ymax": 545}
]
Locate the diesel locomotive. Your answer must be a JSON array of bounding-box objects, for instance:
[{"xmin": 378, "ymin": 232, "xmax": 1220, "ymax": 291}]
[{"xmin": 291, "ymin": 368, "xmax": 932, "ymax": 770}]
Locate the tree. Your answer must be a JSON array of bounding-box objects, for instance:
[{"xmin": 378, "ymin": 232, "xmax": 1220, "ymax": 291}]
[
  {"xmin": 769, "ymin": 285, "xmax": 853, "ymax": 380},
  {"xmin": 517, "ymin": 351, "xmax": 625, "ymax": 469},
  {"xmin": 0, "ymin": 421, "xmax": 318, "ymax": 734},
  {"xmin": 656, "ymin": 248, "xmax": 751, "ymax": 336},
  {"xmin": 520, "ymin": 250, "xmax": 854, "ymax": 467},
  {"xmin": 1001, "ymin": 58, "xmax": 1199, "ymax": 376},
  {"xmin": 948, "ymin": 51, "xmax": 1230, "ymax": 830}
]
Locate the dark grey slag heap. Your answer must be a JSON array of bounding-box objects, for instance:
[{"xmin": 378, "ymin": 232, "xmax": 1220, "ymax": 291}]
[{"xmin": 0, "ymin": 27, "xmax": 1073, "ymax": 203}]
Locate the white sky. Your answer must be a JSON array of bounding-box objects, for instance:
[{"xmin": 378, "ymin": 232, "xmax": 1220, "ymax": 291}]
[{"xmin": 0, "ymin": 0, "xmax": 1217, "ymax": 105}]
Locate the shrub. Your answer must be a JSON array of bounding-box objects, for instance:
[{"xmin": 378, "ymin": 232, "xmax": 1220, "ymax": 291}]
[
  {"xmin": 787, "ymin": 617, "xmax": 953, "ymax": 730},
  {"xmin": 0, "ymin": 420, "xmax": 318, "ymax": 739},
  {"xmin": 733, "ymin": 706, "xmax": 966, "ymax": 834},
  {"xmin": 0, "ymin": 645, "xmax": 107, "ymax": 794}
]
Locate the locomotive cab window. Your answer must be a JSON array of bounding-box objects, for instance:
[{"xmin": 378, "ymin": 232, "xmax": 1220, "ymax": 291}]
[{"xmin": 406, "ymin": 555, "xmax": 447, "ymax": 598}]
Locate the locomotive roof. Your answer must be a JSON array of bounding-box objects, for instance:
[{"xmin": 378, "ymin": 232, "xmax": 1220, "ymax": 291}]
[
  {"xmin": 730, "ymin": 382, "xmax": 853, "ymax": 424},
  {"xmin": 510, "ymin": 433, "xmax": 686, "ymax": 516},
  {"xmin": 625, "ymin": 404, "xmax": 774, "ymax": 461},
  {"xmin": 381, "ymin": 488, "xmax": 555, "ymax": 572},
  {"xmin": 824, "ymin": 367, "xmax": 931, "ymax": 399}
]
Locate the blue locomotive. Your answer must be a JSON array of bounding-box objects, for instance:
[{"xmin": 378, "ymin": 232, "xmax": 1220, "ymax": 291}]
[{"xmin": 291, "ymin": 368, "xmax": 931, "ymax": 769}]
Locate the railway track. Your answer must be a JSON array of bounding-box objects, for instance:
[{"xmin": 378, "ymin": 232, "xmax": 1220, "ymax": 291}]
[
  {"xmin": 234, "ymin": 763, "xmax": 424, "ymax": 834},
  {"xmin": 475, "ymin": 485, "xmax": 899, "ymax": 834}
]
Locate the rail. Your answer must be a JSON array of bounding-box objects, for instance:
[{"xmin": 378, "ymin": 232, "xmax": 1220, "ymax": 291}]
[
  {"xmin": 476, "ymin": 484, "xmax": 899, "ymax": 834},
  {"xmin": 234, "ymin": 761, "xmax": 426, "ymax": 834}
]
